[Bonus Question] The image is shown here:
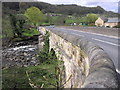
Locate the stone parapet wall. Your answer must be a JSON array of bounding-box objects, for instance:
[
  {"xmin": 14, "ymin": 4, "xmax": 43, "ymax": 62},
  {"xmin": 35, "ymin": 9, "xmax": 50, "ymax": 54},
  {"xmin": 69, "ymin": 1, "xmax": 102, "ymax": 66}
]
[{"xmin": 38, "ymin": 27, "xmax": 118, "ymax": 88}]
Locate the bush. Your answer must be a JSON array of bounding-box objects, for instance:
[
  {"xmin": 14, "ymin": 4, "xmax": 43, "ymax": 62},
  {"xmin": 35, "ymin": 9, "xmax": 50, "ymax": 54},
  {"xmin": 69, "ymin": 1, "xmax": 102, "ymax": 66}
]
[
  {"xmin": 22, "ymin": 28, "xmax": 39, "ymax": 37},
  {"xmin": 12, "ymin": 37, "xmax": 23, "ymax": 42},
  {"xmin": 113, "ymin": 25, "xmax": 120, "ymax": 28},
  {"xmin": 2, "ymin": 67, "xmax": 32, "ymax": 88},
  {"xmin": 2, "ymin": 31, "xmax": 65, "ymax": 89},
  {"xmin": 87, "ymin": 23, "xmax": 96, "ymax": 27},
  {"xmin": 2, "ymin": 15, "xmax": 14, "ymax": 38},
  {"xmin": 33, "ymin": 31, "xmax": 65, "ymax": 88}
]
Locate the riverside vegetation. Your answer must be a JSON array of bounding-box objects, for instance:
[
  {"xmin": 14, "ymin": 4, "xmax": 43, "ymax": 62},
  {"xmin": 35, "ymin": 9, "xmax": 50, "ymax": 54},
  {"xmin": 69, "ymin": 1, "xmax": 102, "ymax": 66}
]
[
  {"xmin": 2, "ymin": 2, "xmax": 119, "ymax": 89},
  {"xmin": 2, "ymin": 5, "xmax": 65, "ymax": 88},
  {"xmin": 2, "ymin": 31, "xmax": 65, "ymax": 89},
  {"xmin": 2, "ymin": 2, "xmax": 119, "ymax": 41}
]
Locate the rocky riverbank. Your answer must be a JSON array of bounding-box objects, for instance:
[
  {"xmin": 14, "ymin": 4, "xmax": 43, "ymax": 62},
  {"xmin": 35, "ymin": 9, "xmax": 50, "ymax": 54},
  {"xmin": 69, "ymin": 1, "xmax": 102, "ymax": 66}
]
[
  {"xmin": 2, "ymin": 44, "xmax": 40, "ymax": 69},
  {"xmin": 2, "ymin": 35, "xmax": 44, "ymax": 69},
  {"xmin": 2, "ymin": 35, "xmax": 39, "ymax": 50}
]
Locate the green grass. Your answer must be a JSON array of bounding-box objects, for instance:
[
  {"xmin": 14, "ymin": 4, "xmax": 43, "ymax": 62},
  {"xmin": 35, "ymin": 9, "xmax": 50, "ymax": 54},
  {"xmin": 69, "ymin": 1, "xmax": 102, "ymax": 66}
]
[
  {"xmin": 65, "ymin": 17, "xmax": 81, "ymax": 24},
  {"xmin": 2, "ymin": 67, "xmax": 32, "ymax": 89},
  {"xmin": 2, "ymin": 58, "xmax": 63, "ymax": 89},
  {"xmin": 26, "ymin": 61, "xmax": 60, "ymax": 88},
  {"xmin": 22, "ymin": 28, "xmax": 40, "ymax": 37},
  {"xmin": 2, "ymin": 30, "xmax": 64, "ymax": 89}
]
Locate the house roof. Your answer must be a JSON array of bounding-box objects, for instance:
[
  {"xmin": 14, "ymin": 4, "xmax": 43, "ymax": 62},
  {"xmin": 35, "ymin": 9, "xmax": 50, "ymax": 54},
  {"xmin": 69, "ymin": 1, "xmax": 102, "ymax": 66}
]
[
  {"xmin": 100, "ymin": 17, "xmax": 108, "ymax": 22},
  {"xmin": 107, "ymin": 18, "xmax": 120, "ymax": 23},
  {"xmin": 99, "ymin": 17, "xmax": 120, "ymax": 23}
]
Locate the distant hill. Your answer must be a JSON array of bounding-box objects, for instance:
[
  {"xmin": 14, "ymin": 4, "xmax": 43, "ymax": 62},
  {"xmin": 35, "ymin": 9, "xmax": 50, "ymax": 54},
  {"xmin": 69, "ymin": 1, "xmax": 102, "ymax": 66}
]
[
  {"xmin": 2, "ymin": 2, "xmax": 119, "ymax": 39},
  {"xmin": 3, "ymin": 2, "xmax": 119, "ymax": 17}
]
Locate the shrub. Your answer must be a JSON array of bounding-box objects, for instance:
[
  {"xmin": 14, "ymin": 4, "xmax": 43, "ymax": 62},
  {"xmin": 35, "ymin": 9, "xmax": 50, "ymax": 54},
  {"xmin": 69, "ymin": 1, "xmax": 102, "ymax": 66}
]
[
  {"xmin": 2, "ymin": 67, "xmax": 32, "ymax": 88},
  {"xmin": 2, "ymin": 15, "xmax": 14, "ymax": 38},
  {"xmin": 29, "ymin": 31, "xmax": 65, "ymax": 88},
  {"xmin": 113, "ymin": 25, "xmax": 120, "ymax": 28},
  {"xmin": 22, "ymin": 28, "xmax": 39, "ymax": 37}
]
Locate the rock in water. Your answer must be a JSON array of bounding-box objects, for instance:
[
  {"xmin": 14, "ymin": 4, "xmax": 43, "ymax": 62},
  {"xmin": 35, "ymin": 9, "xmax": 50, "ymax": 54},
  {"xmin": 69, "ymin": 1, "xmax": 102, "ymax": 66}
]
[{"xmin": 2, "ymin": 45, "xmax": 40, "ymax": 68}]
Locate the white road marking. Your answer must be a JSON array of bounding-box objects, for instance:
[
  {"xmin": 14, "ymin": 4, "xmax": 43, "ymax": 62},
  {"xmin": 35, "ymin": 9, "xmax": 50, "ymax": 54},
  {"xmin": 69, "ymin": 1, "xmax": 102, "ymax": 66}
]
[
  {"xmin": 62, "ymin": 29, "xmax": 119, "ymax": 46},
  {"xmin": 57, "ymin": 27, "xmax": 120, "ymax": 76},
  {"xmin": 72, "ymin": 33, "xmax": 85, "ymax": 37},
  {"xmin": 116, "ymin": 69, "xmax": 120, "ymax": 74},
  {"xmin": 92, "ymin": 38, "xmax": 120, "ymax": 46},
  {"xmin": 59, "ymin": 28, "xmax": 119, "ymax": 39},
  {"xmin": 59, "ymin": 30, "xmax": 85, "ymax": 37}
]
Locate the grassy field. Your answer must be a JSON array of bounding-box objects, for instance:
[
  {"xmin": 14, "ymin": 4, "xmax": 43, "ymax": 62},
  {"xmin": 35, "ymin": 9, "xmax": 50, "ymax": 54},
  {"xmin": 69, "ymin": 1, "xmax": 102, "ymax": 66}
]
[{"xmin": 65, "ymin": 17, "xmax": 81, "ymax": 24}]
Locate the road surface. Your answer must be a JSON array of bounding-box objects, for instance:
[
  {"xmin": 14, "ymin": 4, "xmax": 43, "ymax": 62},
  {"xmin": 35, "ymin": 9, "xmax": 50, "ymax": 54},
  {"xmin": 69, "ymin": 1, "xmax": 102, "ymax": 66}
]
[{"xmin": 47, "ymin": 26, "xmax": 119, "ymax": 74}]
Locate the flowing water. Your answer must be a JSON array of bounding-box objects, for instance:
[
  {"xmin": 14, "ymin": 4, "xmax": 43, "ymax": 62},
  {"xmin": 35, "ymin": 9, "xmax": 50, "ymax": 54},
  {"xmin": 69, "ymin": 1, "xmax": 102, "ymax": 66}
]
[{"xmin": 2, "ymin": 44, "xmax": 40, "ymax": 68}]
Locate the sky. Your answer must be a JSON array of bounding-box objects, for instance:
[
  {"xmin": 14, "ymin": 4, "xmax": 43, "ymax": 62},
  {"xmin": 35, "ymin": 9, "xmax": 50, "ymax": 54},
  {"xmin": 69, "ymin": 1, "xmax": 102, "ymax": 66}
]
[{"xmin": 37, "ymin": 0, "xmax": 119, "ymax": 13}]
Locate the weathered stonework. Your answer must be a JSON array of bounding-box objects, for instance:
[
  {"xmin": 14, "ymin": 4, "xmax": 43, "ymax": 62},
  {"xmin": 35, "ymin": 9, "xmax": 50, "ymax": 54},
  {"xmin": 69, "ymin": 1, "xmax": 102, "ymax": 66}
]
[
  {"xmin": 50, "ymin": 32, "xmax": 89, "ymax": 88},
  {"xmin": 38, "ymin": 27, "xmax": 118, "ymax": 88}
]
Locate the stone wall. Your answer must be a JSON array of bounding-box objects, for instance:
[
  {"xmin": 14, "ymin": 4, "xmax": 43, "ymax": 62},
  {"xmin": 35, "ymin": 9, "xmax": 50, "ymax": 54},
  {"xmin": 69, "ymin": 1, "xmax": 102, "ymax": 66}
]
[{"xmin": 38, "ymin": 27, "xmax": 118, "ymax": 88}]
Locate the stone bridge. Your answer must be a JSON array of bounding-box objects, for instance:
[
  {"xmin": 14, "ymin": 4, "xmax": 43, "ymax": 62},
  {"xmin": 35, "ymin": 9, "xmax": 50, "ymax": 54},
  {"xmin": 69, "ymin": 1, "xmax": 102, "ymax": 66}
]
[{"xmin": 38, "ymin": 27, "xmax": 118, "ymax": 88}]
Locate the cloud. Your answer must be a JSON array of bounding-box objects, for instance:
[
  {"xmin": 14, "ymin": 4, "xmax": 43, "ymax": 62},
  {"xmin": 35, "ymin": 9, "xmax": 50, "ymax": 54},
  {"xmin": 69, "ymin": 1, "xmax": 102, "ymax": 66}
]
[
  {"xmin": 84, "ymin": 2, "xmax": 118, "ymax": 12},
  {"xmin": 37, "ymin": 0, "xmax": 119, "ymax": 3}
]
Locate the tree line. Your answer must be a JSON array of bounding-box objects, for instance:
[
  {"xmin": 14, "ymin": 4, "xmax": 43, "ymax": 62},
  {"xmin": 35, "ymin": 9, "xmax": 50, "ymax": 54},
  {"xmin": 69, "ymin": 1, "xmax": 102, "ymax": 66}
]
[
  {"xmin": 3, "ymin": 2, "xmax": 119, "ymax": 16},
  {"xmin": 2, "ymin": 2, "xmax": 119, "ymax": 39}
]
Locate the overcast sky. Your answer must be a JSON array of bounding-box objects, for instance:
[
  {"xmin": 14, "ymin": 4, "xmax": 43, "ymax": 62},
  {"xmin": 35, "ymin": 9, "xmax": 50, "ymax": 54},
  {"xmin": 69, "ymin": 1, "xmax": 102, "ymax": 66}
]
[{"xmin": 37, "ymin": 0, "xmax": 119, "ymax": 13}]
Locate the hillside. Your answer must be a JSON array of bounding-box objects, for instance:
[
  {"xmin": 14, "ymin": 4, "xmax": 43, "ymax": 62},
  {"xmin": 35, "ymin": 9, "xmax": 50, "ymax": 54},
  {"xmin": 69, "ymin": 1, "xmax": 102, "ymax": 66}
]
[
  {"xmin": 3, "ymin": 2, "xmax": 119, "ymax": 17},
  {"xmin": 2, "ymin": 2, "xmax": 119, "ymax": 39}
]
